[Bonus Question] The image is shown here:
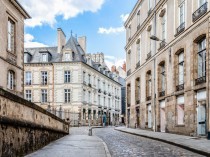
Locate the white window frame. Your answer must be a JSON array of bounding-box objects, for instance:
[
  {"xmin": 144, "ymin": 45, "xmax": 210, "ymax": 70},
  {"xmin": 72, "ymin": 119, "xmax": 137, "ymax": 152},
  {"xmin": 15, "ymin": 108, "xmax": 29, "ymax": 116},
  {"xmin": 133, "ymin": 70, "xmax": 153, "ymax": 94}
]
[
  {"xmin": 179, "ymin": 0, "xmax": 185, "ymax": 25},
  {"xmin": 42, "ymin": 53, "xmax": 47, "ymax": 62},
  {"xmin": 8, "ymin": 70, "xmax": 15, "ymax": 90},
  {"xmin": 41, "ymin": 71, "xmax": 48, "ymax": 85},
  {"xmin": 198, "ymin": 38, "xmax": 206, "ymax": 78},
  {"xmin": 25, "ymin": 71, "xmax": 32, "ymax": 85},
  {"xmin": 64, "ymin": 89, "xmax": 71, "ymax": 103},
  {"xmin": 8, "ymin": 19, "xmax": 15, "ymax": 52},
  {"xmin": 41, "ymin": 89, "xmax": 47, "ymax": 103},
  {"xmin": 162, "ymin": 14, "xmax": 166, "ymax": 41},
  {"xmin": 64, "ymin": 71, "xmax": 71, "ymax": 83},
  {"xmin": 25, "ymin": 90, "xmax": 32, "ymax": 102},
  {"xmin": 178, "ymin": 52, "xmax": 184, "ymax": 85}
]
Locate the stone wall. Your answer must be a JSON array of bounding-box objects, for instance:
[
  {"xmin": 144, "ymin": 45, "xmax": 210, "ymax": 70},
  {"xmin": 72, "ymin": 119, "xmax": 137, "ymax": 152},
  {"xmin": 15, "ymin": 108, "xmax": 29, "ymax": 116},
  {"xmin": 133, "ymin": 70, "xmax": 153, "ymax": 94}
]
[{"xmin": 0, "ymin": 88, "xmax": 69, "ymax": 157}]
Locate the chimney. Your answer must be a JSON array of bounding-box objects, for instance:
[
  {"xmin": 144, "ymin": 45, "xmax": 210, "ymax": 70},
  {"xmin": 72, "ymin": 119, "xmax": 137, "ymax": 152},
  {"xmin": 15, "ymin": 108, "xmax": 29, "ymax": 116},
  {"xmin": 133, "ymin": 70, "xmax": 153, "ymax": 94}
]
[
  {"xmin": 122, "ymin": 62, "xmax": 126, "ymax": 71},
  {"xmin": 57, "ymin": 28, "xmax": 66, "ymax": 53},
  {"xmin": 111, "ymin": 65, "xmax": 116, "ymax": 72},
  {"xmin": 78, "ymin": 36, "xmax": 86, "ymax": 53}
]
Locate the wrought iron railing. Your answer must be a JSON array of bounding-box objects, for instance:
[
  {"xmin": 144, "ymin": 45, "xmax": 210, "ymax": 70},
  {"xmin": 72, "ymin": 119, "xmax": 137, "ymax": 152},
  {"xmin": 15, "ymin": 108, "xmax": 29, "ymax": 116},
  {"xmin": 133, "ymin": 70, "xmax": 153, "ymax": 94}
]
[
  {"xmin": 176, "ymin": 22, "xmax": 185, "ymax": 36},
  {"xmin": 192, "ymin": 2, "xmax": 208, "ymax": 22},
  {"xmin": 136, "ymin": 61, "xmax": 140, "ymax": 69},
  {"xmin": 176, "ymin": 84, "xmax": 184, "ymax": 91},
  {"xmin": 137, "ymin": 24, "xmax": 141, "ymax": 30},
  {"xmin": 195, "ymin": 76, "xmax": 206, "ymax": 85},
  {"xmin": 147, "ymin": 52, "xmax": 151, "ymax": 60},
  {"xmin": 147, "ymin": 96, "xmax": 151, "ymax": 101},
  {"xmin": 159, "ymin": 40, "xmax": 166, "ymax": 50},
  {"xmin": 127, "ymin": 69, "xmax": 131, "ymax": 76},
  {"xmin": 148, "ymin": 8, "xmax": 152, "ymax": 16},
  {"xmin": 159, "ymin": 91, "xmax": 165, "ymax": 97}
]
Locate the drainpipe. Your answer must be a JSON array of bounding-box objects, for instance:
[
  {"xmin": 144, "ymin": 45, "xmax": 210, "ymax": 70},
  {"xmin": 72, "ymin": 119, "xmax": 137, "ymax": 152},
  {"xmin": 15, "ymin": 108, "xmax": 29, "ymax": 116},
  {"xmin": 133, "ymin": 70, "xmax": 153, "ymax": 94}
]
[
  {"xmin": 153, "ymin": 0, "xmax": 157, "ymax": 132},
  {"xmin": 208, "ymin": 21, "xmax": 210, "ymax": 140}
]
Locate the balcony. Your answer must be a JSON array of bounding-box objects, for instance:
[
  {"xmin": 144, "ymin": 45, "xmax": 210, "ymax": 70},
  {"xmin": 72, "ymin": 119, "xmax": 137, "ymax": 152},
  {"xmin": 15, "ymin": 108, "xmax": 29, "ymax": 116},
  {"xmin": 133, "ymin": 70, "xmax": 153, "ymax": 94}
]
[
  {"xmin": 159, "ymin": 91, "xmax": 165, "ymax": 97},
  {"xmin": 98, "ymin": 89, "xmax": 102, "ymax": 93},
  {"xmin": 158, "ymin": 40, "xmax": 166, "ymax": 51},
  {"xmin": 146, "ymin": 52, "xmax": 151, "ymax": 60},
  {"xmin": 195, "ymin": 76, "xmax": 206, "ymax": 85},
  {"xmin": 192, "ymin": 2, "xmax": 208, "ymax": 22},
  {"xmin": 88, "ymin": 83, "xmax": 92, "ymax": 87},
  {"xmin": 136, "ymin": 61, "xmax": 140, "ymax": 69},
  {"xmin": 175, "ymin": 22, "xmax": 185, "ymax": 37},
  {"xmin": 176, "ymin": 84, "xmax": 184, "ymax": 91},
  {"xmin": 127, "ymin": 69, "xmax": 131, "ymax": 76},
  {"xmin": 136, "ymin": 100, "xmax": 140, "ymax": 104},
  {"xmin": 146, "ymin": 96, "xmax": 151, "ymax": 101}
]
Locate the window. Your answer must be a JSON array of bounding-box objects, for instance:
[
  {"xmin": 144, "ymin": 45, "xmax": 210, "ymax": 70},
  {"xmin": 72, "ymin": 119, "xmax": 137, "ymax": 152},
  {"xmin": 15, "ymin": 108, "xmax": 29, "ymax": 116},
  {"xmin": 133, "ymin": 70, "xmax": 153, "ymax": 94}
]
[
  {"xmin": 72, "ymin": 52, "xmax": 75, "ymax": 60},
  {"xmin": 83, "ymin": 109, "xmax": 86, "ymax": 119},
  {"xmin": 98, "ymin": 95, "xmax": 101, "ymax": 105},
  {"xmin": 162, "ymin": 14, "xmax": 166, "ymax": 40},
  {"xmin": 83, "ymin": 89, "xmax": 86, "ymax": 102},
  {"xmin": 25, "ymin": 71, "xmax": 32, "ymax": 85},
  {"xmin": 161, "ymin": 64, "xmax": 165, "ymax": 92},
  {"xmin": 65, "ymin": 53, "xmax": 70, "ymax": 61},
  {"xmin": 7, "ymin": 70, "xmax": 15, "ymax": 90},
  {"xmin": 98, "ymin": 79, "xmax": 100, "ymax": 89},
  {"xmin": 128, "ymin": 25, "xmax": 131, "ymax": 39},
  {"xmin": 148, "ymin": 74, "xmax": 152, "ymax": 97},
  {"xmin": 83, "ymin": 71, "xmax": 86, "ymax": 83},
  {"xmin": 41, "ymin": 89, "xmax": 47, "ymax": 103},
  {"xmin": 149, "ymin": 0, "xmax": 152, "ymax": 10},
  {"xmin": 104, "ymin": 97, "xmax": 106, "ymax": 106},
  {"xmin": 177, "ymin": 95, "xmax": 184, "ymax": 125},
  {"xmin": 149, "ymin": 30, "xmax": 152, "ymax": 52},
  {"xmin": 25, "ymin": 90, "xmax": 32, "ymax": 102},
  {"xmin": 42, "ymin": 54, "xmax": 47, "ymax": 62},
  {"xmin": 179, "ymin": 0, "xmax": 185, "ymax": 25},
  {"xmin": 128, "ymin": 50, "xmax": 131, "ymax": 69},
  {"xmin": 64, "ymin": 89, "xmax": 71, "ymax": 103},
  {"xmin": 198, "ymin": 38, "xmax": 206, "ymax": 78},
  {"xmin": 89, "ymin": 91, "xmax": 91, "ymax": 103},
  {"xmin": 24, "ymin": 53, "xmax": 30, "ymax": 63},
  {"xmin": 135, "ymin": 78, "xmax": 140, "ymax": 102},
  {"xmin": 88, "ymin": 74, "xmax": 91, "ymax": 84},
  {"xmin": 136, "ymin": 40, "xmax": 141, "ymax": 63},
  {"xmin": 41, "ymin": 71, "xmax": 48, "ymax": 85},
  {"xmin": 137, "ymin": 10, "xmax": 140, "ymax": 26},
  {"xmin": 8, "ymin": 19, "xmax": 15, "ymax": 52},
  {"xmin": 178, "ymin": 52, "xmax": 184, "ymax": 85},
  {"xmin": 64, "ymin": 71, "xmax": 70, "ymax": 83}
]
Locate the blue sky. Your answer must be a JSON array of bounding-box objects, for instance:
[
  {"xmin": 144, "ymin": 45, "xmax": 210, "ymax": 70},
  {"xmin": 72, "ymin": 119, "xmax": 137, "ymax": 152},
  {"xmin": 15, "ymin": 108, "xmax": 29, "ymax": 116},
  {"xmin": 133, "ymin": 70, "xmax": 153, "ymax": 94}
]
[{"xmin": 21, "ymin": 0, "xmax": 137, "ymax": 68}]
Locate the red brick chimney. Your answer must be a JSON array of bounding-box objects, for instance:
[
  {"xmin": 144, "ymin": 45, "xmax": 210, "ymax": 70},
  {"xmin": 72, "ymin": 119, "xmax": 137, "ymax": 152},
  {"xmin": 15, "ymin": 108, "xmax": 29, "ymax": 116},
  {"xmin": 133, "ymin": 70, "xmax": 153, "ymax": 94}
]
[
  {"xmin": 111, "ymin": 65, "xmax": 116, "ymax": 72},
  {"xmin": 122, "ymin": 62, "xmax": 126, "ymax": 71}
]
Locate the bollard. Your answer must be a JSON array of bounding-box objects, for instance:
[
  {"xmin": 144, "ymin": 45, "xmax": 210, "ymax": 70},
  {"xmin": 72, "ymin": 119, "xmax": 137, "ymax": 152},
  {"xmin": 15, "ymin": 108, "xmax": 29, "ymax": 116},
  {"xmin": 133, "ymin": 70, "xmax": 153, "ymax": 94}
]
[{"xmin": 88, "ymin": 127, "xmax": 92, "ymax": 136}]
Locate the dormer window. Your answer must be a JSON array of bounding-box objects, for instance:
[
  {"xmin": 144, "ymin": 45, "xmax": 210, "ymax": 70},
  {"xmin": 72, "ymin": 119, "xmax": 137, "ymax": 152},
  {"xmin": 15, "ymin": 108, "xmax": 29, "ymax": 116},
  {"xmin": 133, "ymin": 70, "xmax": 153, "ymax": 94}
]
[
  {"xmin": 42, "ymin": 53, "xmax": 47, "ymax": 62},
  {"xmin": 72, "ymin": 52, "xmax": 75, "ymax": 61},
  {"xmin": 24, "ymin": 52, "xmax": 32, "ymax": 63},
  {"xmin": 65, "ymin": 53, "xmax": 70, "ymax": 61},
  {"xmin": 39, "ymin": 51, "xmax": 51, "ymax": 62}
]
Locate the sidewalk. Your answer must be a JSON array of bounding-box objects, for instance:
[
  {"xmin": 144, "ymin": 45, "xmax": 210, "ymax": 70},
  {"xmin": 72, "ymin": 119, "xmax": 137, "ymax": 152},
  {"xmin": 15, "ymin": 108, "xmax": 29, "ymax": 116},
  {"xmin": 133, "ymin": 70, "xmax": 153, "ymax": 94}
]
[
  {"xmin": 25, "ymin": 134, "xmax": 111, "ymax": 157},
  {"xmin": 115, "ymin": 127, "xmax": 210, "ymax": 156}
]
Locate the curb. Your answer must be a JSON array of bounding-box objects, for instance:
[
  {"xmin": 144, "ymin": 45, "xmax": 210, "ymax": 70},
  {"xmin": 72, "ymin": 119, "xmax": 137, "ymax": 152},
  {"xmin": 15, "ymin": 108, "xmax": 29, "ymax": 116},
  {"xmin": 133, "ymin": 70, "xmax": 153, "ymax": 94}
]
[
  {"xmin": 115, "ymin": 128, "xmax": 210, "ymax": 157},
  {"xmin": 102, "ymin": 141, "xmax": 111, "ymax": 157}
]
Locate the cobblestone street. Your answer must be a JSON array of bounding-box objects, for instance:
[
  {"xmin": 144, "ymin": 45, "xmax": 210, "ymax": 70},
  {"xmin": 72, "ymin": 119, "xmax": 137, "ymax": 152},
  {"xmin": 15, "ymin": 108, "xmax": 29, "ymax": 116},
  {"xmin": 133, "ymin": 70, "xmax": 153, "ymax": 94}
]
[{"xmin": 93, "ymin": 127, "xmax": 204, "ymax": 157}]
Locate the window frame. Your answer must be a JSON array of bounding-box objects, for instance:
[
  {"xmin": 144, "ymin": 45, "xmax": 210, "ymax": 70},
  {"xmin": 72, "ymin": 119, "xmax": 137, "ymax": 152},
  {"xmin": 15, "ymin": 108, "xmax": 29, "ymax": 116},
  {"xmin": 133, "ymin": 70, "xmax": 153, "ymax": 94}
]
[
  {"xmin": 64, "ymin": 71, "xmax": 71, "ymax": 83},
  {"xmin": 25, "ymin": 71, "xmax": 32, "ymax": 85},
  {"xmin": 41, "ymin": 71, "xmax": 48, "ymax": 85},
  {"xmin": 64, "ymin": 89, "xmax": 71, "ymax": 103},
  {"xmin": 41, "ymin": 89, "xmax": 48, "ymax": 103},
  {"xmin": 25, "ymin": 90, "xmax": 32, "ymax": 102},
  {"xmin": 7, "ymin": 18, "xmax": 15, "ymax": 53}
]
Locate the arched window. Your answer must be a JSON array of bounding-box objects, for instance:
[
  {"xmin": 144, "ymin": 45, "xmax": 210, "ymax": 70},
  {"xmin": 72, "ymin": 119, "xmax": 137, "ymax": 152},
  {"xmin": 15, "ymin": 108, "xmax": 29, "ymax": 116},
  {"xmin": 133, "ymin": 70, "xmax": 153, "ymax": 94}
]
[
  {"xmin": 197, "ymin": 38, "xmax": 206, "ymax": 78},
  {"xmin": 7, "ymin": 70, "xmax": 15, "ymax": 90}
]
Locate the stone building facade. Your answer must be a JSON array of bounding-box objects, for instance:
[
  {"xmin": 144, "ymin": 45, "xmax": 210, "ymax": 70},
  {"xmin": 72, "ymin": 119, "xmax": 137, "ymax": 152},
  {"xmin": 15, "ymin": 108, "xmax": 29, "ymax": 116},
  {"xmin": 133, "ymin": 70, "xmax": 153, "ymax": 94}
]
[
  {"xmin": 0, "ymin": 0, "xmax": 30, "ymax": 97},
  {"xmin": 24, "ymin": 29, "xmax": 122, "ymax": 126},
  {"xmin": 125, "ymin": 0, "xmax": 210, "ymax": 137}
]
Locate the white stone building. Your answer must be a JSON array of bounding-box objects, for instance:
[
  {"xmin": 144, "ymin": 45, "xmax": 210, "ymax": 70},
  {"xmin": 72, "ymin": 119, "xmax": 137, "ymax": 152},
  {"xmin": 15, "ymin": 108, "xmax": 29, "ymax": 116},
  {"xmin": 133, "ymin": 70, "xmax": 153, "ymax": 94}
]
[{"xmin": 24, "ymin": 28, "xmax": 122, "ymax": 126}]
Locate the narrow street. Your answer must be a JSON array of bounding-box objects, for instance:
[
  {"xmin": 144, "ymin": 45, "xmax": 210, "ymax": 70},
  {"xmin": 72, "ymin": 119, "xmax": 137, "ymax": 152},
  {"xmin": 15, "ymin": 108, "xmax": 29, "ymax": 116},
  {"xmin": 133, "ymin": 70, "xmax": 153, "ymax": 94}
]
[{"xmin": 93, "ymin": 127, "xmax": 204, "ymax": 157}]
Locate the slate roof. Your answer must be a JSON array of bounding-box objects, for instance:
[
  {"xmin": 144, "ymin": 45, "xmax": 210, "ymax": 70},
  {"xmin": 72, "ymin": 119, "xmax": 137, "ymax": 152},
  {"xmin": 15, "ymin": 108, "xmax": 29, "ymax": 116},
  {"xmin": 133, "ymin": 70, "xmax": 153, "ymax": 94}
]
[{"xmin": 24, "ymin": 36, "xmax": 116, "ymax": 81}]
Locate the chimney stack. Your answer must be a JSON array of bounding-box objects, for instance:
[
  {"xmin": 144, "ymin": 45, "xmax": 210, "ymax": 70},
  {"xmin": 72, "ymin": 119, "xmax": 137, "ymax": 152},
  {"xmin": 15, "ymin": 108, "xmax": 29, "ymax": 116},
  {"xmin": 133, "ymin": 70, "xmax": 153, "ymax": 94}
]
[
  {"xmin": 78, "ymin": 36, "xmax": 86, "ymax": 53},
  {"xmin": 57, "ymin": 28, "xmax": 66, "ymax": 53}
]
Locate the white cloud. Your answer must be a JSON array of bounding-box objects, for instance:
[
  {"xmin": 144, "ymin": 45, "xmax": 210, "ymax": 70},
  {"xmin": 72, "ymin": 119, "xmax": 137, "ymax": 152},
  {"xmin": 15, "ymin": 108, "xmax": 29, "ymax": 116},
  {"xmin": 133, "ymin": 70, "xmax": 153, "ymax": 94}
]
[
  {"xmin": 104, "ymin": 55, "xmax": 125, "ymax": 70},
  {"xmin": 24, "ymin": 34, "xmax": 48, "ymax": 48},
  {"xmin": 20, "ymin": 0, "xmax": 105, "ymax": 27},
  {"xmin": 98, "ymin": 13, "xmax": 129, "ymax": 35},
  {"xmin": 120, "ymin": 14, "xmax": 129, "ymax": 22},
  {"xmin": 98, "ymin": 26, "xmax": 124, "ymax": 34}
]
